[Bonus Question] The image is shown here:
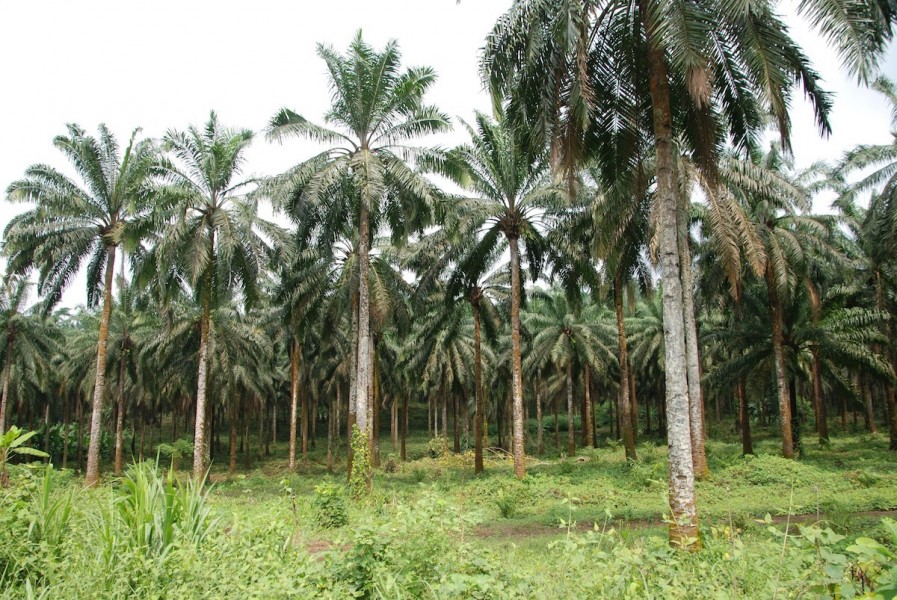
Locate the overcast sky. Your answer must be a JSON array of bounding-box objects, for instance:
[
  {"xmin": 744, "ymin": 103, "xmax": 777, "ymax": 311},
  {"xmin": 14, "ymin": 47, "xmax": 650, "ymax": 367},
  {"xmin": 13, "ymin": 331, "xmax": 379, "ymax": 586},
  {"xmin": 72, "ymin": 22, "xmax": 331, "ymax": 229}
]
[{"xmin": 1, "ymin": 1, "xmax": 894, "ymax": 306}]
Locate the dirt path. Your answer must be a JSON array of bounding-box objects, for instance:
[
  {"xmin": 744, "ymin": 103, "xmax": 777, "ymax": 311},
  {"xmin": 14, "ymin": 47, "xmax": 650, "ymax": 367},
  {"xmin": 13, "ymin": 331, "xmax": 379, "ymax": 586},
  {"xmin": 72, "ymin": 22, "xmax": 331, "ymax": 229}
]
[{"xmin": 473, "ymin": 509, "xmax": 897, "ymax": 539}]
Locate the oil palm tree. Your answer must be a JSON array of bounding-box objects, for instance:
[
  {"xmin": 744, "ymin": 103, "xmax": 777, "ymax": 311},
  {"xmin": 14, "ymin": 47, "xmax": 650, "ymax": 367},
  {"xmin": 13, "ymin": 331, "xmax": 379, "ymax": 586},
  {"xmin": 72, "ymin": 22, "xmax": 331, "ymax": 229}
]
[
  {"xmin": 834, "ymin": 77, "xmax": 897, "ymax": 448},
  {"xmin": 4, "ymin": 124, "xmax": 157, "ymax": 485},
  {"xmin": 267, "ymin": 32, "xmax": 449, "ymax": 454},
  {"xmin": 440, "ymin": 111, "xmax": 560, "ymax": 478},
  {"xmin": 151, "ymin": 111, "xmax": 283, "ymax": 481},
  {"xmin": 524, "ymin": 290, "xmax": 616, "ymax": 458},
  {"xmin": 483, "ymin": 0, "xmax": 842, "ymax": 547},
  {"xmin": 0, "ymin": 276, "xmax": 59, "ymax": 435},
  {"xmin": 720, "ymin": 146, "xmax": 839, "ymax": 457}
]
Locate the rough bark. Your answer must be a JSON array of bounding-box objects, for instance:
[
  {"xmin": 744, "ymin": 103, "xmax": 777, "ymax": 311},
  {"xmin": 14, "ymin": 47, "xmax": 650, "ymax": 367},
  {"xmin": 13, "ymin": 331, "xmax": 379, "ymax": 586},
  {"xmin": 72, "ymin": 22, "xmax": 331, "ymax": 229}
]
[
  {"xmin": 355, "ymin": 203, "xmax": 372, "ymax": 440},
  {"xmin": 85, "ymin": 245, "xmax": 117, "ymax": 487},
  {"xmin": 875, "ymin": 271, "xmax": 897, "ymax": 450},
  {"xmin": 862, "ymin": 376, "xmax": 877, "ymax": 434},
  {"xmin": 566, "ymin": 363, "xmax": 576, "ymax": 457},
  {"xmin": 677, "ymin": 213, "xmax": 708, "ymax": 479},
  {"xmin": 289, "ymin": 339, "xmax": 299, "ymax": 471},
  {"xmin": 0, "ymin": 336, "xmax": 14, "ymax": 435},
  {"xmin": 766, "ymin": 269, "xmax": 794, "ymax": 458},
  {"xmin": 77, "ymin": 395, "xmax": 84, "ymax": 471},
  {"xmin": 473, "ymin": 302, "xmax": 485, "ymax": 472},
  {"xmin": 301, "ymin": 373, "xmax": 309, "ymax": 460},
  {"xmin": 347, "ymin": 294, "xmax": 358, "ymax": 478},
  {"xmin": 535, "ymin": 375, "xmax": 544, "ymax": 455},
  {"xmin": 615, "ymin": 275, "xmax": 637, "ymax": 461},
  {"xmin": 113, "ymin": 347, "xmax": 127, "ymax": 476},
  {"xmin": 453, "ymin": 395, "xmax": 461, "ymax": 453},
  {"xmin": 62, "ymin": 396, "xmax": 69, "ymax": 469},
  {"xmin": 642, "ymin": 14, "xmax": 700, "ymax": 548},
  {"xmin": 401, "ymin": 392, "xmax": 408, "ymax": 461},
  {"xmin": 229, "ymin": 401, "xmax": 237, "ymax": 474},
  {"xmin": 192, "ymin": 273, "xmax": 213, "ymax": 482},
  {"xmin": 507, "ymin": 235, "xmax": 526, "ymax": 478},
  {"xmin": 327, "ymin": 392, "xmax": 335, "ymax": 473},
  {"xmin": 738, "ymin": 376, "xmax": 753, "ymax": 455},
  {"xmin": 629, "ymin": 367, "xmax": 639, "ymax": 443},
  {"xmin": 583, "ymin": 365, "xmax": 593, "ymax": 448}
]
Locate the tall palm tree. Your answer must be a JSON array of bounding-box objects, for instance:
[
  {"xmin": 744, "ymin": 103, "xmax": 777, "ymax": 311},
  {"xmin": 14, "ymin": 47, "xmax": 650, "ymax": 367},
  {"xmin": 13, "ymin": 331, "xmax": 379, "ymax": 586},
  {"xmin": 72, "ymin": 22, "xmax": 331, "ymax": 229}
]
[
  {"xmin": 4, "ymin": 124, "xmax": 157, "ymax": 485},
  {"xmin": 721, "ymin": 146, "xmax": 839, "ymax": 457},
  {"xmin": 483, "ymin": 0, "xmax": 843, "ymax": 548},
  {"xmin": 835, "ymin": 77, "xmax": 897, "ymax": 448},
  {"xmin": 267, "ymin": 32, "xmax": 449, "ymax": 460},
  {"xmin": 441, "ymin": 111, "xmax": 560, "ymax": 478},
  {"xmin": 151, "ymin": 111, "xmax": 282, "ymax": 481}
]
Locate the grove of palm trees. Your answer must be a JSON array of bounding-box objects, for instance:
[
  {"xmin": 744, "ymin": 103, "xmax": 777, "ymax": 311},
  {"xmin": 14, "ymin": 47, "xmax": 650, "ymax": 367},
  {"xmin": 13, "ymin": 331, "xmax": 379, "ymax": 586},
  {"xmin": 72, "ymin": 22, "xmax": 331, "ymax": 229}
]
[{"xmin": 2, "ymin": 1, "xmax": 897, "ymax": 597}]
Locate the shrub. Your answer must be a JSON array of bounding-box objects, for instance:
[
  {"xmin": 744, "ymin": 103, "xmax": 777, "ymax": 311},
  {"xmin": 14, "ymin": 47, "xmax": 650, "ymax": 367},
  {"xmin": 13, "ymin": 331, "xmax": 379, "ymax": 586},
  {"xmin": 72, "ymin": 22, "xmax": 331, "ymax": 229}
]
[
  {"xmin": 427, "ymin": 435, "xmax": 448, "ymax": 458},
  {"xmin": 312, "ymin": 482, "xmax": 348, "ymax": 529},
  {"xmin": 382, "ymin": 455, "xmax": 400, "ymax": 474}
]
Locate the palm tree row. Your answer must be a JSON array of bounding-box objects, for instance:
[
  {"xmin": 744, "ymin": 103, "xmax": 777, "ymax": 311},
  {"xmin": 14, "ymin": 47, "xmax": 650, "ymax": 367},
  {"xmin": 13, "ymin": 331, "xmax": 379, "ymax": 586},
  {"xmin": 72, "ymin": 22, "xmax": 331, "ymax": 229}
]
[{"xmin": 2, "ymin": 9, "xmax": 896, "ymax": 551}]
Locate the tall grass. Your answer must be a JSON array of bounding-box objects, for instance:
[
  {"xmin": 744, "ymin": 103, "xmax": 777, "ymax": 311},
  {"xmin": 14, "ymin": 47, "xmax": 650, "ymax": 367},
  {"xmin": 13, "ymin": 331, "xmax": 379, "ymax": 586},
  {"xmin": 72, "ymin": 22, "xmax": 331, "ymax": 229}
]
[{"xmin": 115, "ymin": 461, "xmax": 216, "ymax": 559}]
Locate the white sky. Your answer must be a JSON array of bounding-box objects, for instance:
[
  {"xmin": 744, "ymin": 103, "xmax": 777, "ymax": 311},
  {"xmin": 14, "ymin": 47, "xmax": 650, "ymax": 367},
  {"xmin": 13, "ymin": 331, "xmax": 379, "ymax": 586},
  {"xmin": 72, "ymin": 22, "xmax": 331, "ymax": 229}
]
[{"xmin": 0, "ymin": 0, "xmax": 895, "ymax": 307}]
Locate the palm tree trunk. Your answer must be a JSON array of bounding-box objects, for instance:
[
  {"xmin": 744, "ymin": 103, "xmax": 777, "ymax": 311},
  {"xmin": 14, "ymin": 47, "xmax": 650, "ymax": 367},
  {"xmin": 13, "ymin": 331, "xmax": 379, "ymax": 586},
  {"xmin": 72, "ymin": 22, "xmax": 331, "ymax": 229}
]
[
  {"xmin": 888, "ymin": 357, "xmax": 897, "ymax": 451},
  {"xmin": 812, "ymin": 350, "xmax": 830, "ymax": 442},
  {"xmin": 391, "ymin": 397, "xmax": 398, "ymax": 452},
  {"xmin": 113, "ymin": 348, "xmax": 127, "ymax": 476},
  {"xmin": 229, "ymin": 400, "xmax": 237, "ymax": 474},
  {"xmin": 738, "ymin": 376, "xmax": 753, "ymax": 455},
  {"xmin": 0, "ymin": 336, "xmax": 14, "ymax": 435},
  {"xmin": 301, "ymin": 374, "xmax": 309, "ymax": 460},
  {"xmin": 614, "ymin": 274, "xmax": 637, "ymax": 460},
  {"xmin": 77, "ymin": 395, "xmax": 84, "ymax": 471},
  {"xmin": 327, "ymin": 394, "xmax": 335, "ymax": 473},
  {"xmin": 862, "ymin": 376, "xmax": 877, "ymax": 434},
  {"xmin": 192, "ymin": 280, "xmax": 213, "ymax": 482},
  {"xmin": 355, "ymin": 205, "xmax": 372, "ymax": 441},
  {"xmin": 583, "ymin": 365, "xmax": 593, "ymax": 448},
  {"xmin": 290, "ymin": 338, "xmax": 299, "ymax": 471},
  {"xmin": 677, "ymin": 210, "xmax": 709, "ymax": 479},
  {"xmin": 553, "ymin": 394, "xmax": 559, "ymax": 448},
  {"xmin": 85, "ymin": 245, "xmax": 117, "ymax": 487},
  {"xmin": 641, "ymin": 13, "xmax": 700, "ymax": 548},
  {"xmin": 874, "ymin": 271, "xmax": 897, "ymax": 450},
  {"xmin": 372, "ymin": 348, "xmax": 380, "ymax": 466},
  {"xmin": 507, "ymin": 235, "xmax": 526, "ymax": 478},
  {"xmin": 271, "ymin": 401, "xmax": 277, "ymax": 455},
  {"xmin": 789, "ymin": 377, "xmax": 802, "ymax": 456},
  {"xmin": 766, "ymin": 270, "xmax": 795, "ymax": 459},
  {"xmin": 566, "ymin": 363, "xmax": 576, "ymax": 457},
  {"xmin": 453, "ymin": 395, "xmax": 461, "ymax": 453},
  {"xmin": 347, "ymin": 293, "xmax": 358, "ymax": 479},
  {"xmin": 257, "ymin": 398, "xmax": 265, "ymax": 460},
  {"xmin": 473, "ymin": 302, "xmax": 485, "ymax": 472},
  {"xmin": 401, "ymin": 392, "xmax": 408, "ymax": 462},
  {"xmin": 629, "ymin": 369, "xmax": 639, "ymax": 443},
  {"xmin": 442, "ymin": 390, "xmax": 448, "ymax": 449},
  {"xmin": 62, "ymin": 396, "xmax": 70, "ymax": 469},
  {"xmin": 535, "ymin": 375, "xmax": 544, "ymax": 455}
]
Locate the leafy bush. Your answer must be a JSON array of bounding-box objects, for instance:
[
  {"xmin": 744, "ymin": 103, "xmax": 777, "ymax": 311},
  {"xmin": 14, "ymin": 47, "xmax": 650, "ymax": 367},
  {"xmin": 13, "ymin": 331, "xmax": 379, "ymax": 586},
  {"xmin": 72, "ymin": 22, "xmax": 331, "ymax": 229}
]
[
  {"xmin": 427, "ymin": 435, "xmax": 448, "ymax": 458},
  {"xmin": 382, "ymin": 455, "xmax": 400, "ymax": 473},
  {"xmin": 312, "ymin": 482, "xmax": 348, "ymax": 529}
]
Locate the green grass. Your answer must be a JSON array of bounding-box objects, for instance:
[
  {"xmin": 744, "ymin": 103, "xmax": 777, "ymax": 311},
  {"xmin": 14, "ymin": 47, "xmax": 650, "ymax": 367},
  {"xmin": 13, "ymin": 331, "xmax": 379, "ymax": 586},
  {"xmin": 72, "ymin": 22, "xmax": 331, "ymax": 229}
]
[{"xmin": 2, "ymin": 426, "xmax": 896, "ymax": 598}]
